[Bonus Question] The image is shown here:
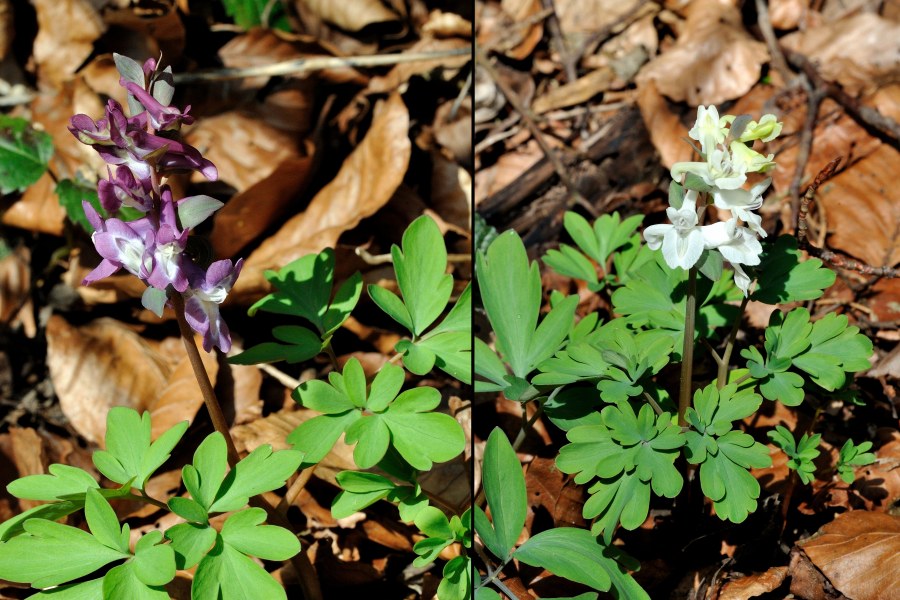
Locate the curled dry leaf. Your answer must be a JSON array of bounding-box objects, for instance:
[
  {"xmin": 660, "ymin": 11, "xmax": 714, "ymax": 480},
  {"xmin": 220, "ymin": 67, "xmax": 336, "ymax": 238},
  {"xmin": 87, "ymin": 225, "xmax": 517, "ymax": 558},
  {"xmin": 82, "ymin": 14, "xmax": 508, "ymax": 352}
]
[
  {"xmin": 498, "ymin": 0, "xmax": 543, "ymax": 60},
  {"xmin": 532, "ymin": 67, "xmax": 616, "ymax": 114},
  {"xmin": 295, "ymin": 0, "xmax": 398, "ymax": 32},
  {"xmin": 781, "ymin": 13, "xmax": 900, "ymax": 96},
  {"xmin": 184, "ymin": 111, "xmax": 302, "ymax": 193},
  {"xmin": 635, "ymin": 0, "xmax": 768, "ymax": 106},
  {"xmin": 422, "ymin": 9, "xmax": 473, "ymax": 39},
  {"xmin": 218, "ymin": 28, "xmax": 313, "ymax": 90},
  {"xmin": 554, "ymin": 0, "xmax": 645, "ymax": 37},
  {"xmin": 211, "ymin": 152, "xmax": 316, "ymax": 259},
  {"xmin": 235, "ymin": 92, "xmax": 411, "ymax": 299},
  {"xmin": 816, "ymin": 145, "xmax": 900, "ymax": 267},
  {"xmin": 46, "ymin": 315, "xmax": 170, "ymax": 445},
  {"xmin": 797, "ymin": 511, "xmax": 900, "ymax": 600},
  {"xmin": 718, "ymin": 566, "xmax": 789, "ymax": 600},
  {"xmin": 31, "ymin": 0, "xmax": 106, "ymax": 86}
]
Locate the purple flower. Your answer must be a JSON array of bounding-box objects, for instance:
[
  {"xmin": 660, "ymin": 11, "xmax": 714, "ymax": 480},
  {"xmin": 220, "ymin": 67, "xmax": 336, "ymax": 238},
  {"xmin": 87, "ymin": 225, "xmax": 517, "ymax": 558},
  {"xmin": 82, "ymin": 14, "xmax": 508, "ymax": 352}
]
[
  {"xmin": 145, "ymin": 187, "xmax": 189, "ymax": 292},
  {"xmin": 183, "ymin": 259, "xmax": 243, "ymax": 352},
  {"xmin": 82, "ymin": 204, "xmax": 154, "ymax": 286},
  {"xmin": 97, "ymin": 166, "xmax": 154, "ymax": 213},
  {"xmin": 121, "ymin": 79, "xmax": 194, "ymax": 131}
]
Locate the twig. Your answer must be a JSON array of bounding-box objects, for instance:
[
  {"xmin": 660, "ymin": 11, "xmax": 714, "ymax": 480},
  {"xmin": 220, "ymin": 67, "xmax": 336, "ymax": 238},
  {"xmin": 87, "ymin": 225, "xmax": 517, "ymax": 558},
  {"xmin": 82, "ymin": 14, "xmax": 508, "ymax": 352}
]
[
  {"xmin": 797, "ymin": 157, "xmax": 841, "ymax": 248},
  {"xmin": 355, "ymin": 246, "xmax": 471, "ymax": 265},
  {"xmin": 754, "ymin": 0, "xmax": 794, "ymax": 85},
  {"xmin": 475, "ymin": 48, "xmax": 595, "ymax": 216},
  {"xmin": 173, "ymin": 49, "xmax": 471, "ymax": 83},
  {"xmin": 541, "ymin": 0, "xmax": 577, "ymax": 83},
  {"xmin": 717, "ymin": 296, "xmax": 749, "ymax": 389}
]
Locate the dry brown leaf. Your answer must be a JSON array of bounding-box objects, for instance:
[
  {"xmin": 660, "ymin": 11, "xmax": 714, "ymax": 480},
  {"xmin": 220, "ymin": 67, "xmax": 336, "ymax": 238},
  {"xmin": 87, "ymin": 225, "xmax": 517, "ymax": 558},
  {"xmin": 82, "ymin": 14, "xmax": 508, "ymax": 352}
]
[
  {"xmin": 554, "ymin": 0, "xmax": 644, "ymax": 36},
  {"xmin": 31, "ymin": 0, "xmax": 105, "ymax": 85},
  {"xmin": 235, "ymin": 92, "xmax": 411, "ymax": 299},
  {"xmin": 718, "ymin": 566, "xmax": 789, "ymax": 599},
  {"xmin": 429, "ymin": 152, "xmax": 471, "ymax": 234},
  {"xmin": 769, "ymin": 0, "xmax": 810, "ymax": 29},
  {"xmin": 1, "ymin": 173, "xmax": 66, "ymax": 236},
  {"xmin": 228, "ymin": 364, "xmax": 264, "ymax": 425},
  {"xmin": 218, "ymin": 28, "xmax": 309, "ymax": 89},
  {"xmin": 79, "ymin": 55, "xmax": 130, "ymax": 109},
  {"xmin": 46, "ymin": 315, "xmax": 170, "ymax": 445},
  {"xmin": 367, "ymin": 37, "xmax": 470, "ymax": 93},
  {"xmin": 0, "ymin": 0, "xmax": 12, "ymax": 60},
  {"xmin": 9, "ymin": 428, "xmax": 46, "ymax": 511},
  {"xmin": 635, "ymin": 0, "xmax": 768, "ymax": 106},
  {"xmin": 797, "ymin": 511, "xmax": 900, "ymax": 600},
  {"xmin": 525, "ymin": 456, "xmax": 587, "ymax": 528},
  {"xmin": 296, "ymin": 0, "xmax": 398, "ymax": 31},
  {"xmin": 0, "ymin": 244, "xmax": 30, "ymax": 326},
  {"xmin": 422, "ymin": 9, "xmax": 473, "ymax": 38},
  {"xmin": 103, "ymin": 4, "xmax": 186, "ymax": 66},
  {"xmin": 210, "ymin": 154, "xmax": 315, "ymax": 259},
  {"xmin": 532, "ymin": 67, "xmax": 616, "ymax": 114},
  {"xmin": 498, "ymin": 0, "xmax": 543, "ymax": 60},
  {"xmin": 474, "ymin": 139, "xmax": 544, "ymax": 205},
  {"xmin": 635, "ymin": 79, "xmax": 695, "ymax": 169},
  {"xmin": 184, "ymin": 111, "xmax": 302, "ymax": 193},
  {"xmin": 147, "ymin": 337, "xmax": 218, "ymax": 440},
  {"xmin": 817, "ymin": 145, "xmax": 900, "ymax": 267},
  {"xmin": 781, "ymin": 13, "xmax": 900, "ymax": 95}
]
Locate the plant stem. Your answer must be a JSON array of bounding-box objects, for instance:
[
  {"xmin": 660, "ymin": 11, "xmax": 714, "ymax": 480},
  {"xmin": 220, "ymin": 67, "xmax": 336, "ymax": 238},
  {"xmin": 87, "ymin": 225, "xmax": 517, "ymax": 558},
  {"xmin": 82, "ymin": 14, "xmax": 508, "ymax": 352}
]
[
  {"xmin": 678, "ymin": 266, "xmax": 699, "ymax": 427},
  {"xmin": 170, "ymin": 291, "xmax": 241, "ymax": 468},
  {"xmin": 643, "ymin": 391, "xmax": 664, "ymax": 416},
  {"xmin": 717, "ymin": 295, "xmax": 749, "ymax": 389},
  {"xmin": 121, "ymin": 492, "xmax": 168, "ymax": 510}
]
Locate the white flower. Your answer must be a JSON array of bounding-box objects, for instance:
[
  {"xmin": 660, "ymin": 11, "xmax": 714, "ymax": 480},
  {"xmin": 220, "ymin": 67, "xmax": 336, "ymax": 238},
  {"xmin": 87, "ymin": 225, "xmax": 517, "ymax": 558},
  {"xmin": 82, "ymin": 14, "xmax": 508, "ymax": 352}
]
[
  {"xmin": 729, "ymin": 141, "xmax": 775, "ymax": 174},
  {"xmin": 701, "ymin": 218, "xmax": 763, "ymax": 266},
  {"xmin": 643, "ymin": 190, "xmax": 705, "ymax": 270},
  {"xmin": 671, "ymin": 146, "xmax": 748, "ymax": 190},
  {"xmin": 731, "ymin": 262, "xmax": 753, "ymax": 296},
  {"xmin": 689, "ymin": 105, "xmax": 729, "ymax": 155},
  {"xmin": 712, "ymin": 178, "xmax": 771, "ymax": 237}
]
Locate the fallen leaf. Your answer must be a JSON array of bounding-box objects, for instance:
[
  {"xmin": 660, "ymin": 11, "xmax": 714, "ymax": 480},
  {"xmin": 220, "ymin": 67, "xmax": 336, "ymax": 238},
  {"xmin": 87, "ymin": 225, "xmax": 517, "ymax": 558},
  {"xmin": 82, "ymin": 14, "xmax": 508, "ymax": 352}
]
[
  {"xmin": 1, "ymin": 173, "xmax": 66, "ymax": 236},
  {"xmin": 296, "ymin": 0, "xmax": 399, "ymax": 32},
  {"xmin": 769, "ymin": 0, "xmax": 809, "ymax": 30},
  {"xmin": 718, "ymin": 566, "xmax": 789, "ymax": 599},
  {"xmin": 210, "ymin": 153, "xmax": 316, "ymax": 258},
  {"xmin": 525, "ymin": 456, "xmax": 587, "ymax": 528},
  {"xmin": 531, "ymin": 67, "xmax": 616, "ymax": 114},
  {"xmin": 635, "ymin": 79, "xmax": 695, "ymax": 169},
  {"xmin": 0, "ymin": 0, "xmax": 12, "ymax": 60},
  {"xmin": 218, "ymin": 27, "xmax": 311, "ymax": 90},
  {"xmin": 46, "ymin": 315, "xmax": 170, "ymax": 445},
  {"xmin": 797, "ymin": 511, "xmax": 900, "ymax": 600},
  {"xmin": 422, "ymin": 9, "xmax": 473, "ymax": 38},
  {"xmin": 235, "ymin": 92, "xmax": 411, "ymax": 299},
  {"xmin": 0, "ymin": 243, "xmax": 30, "ymax": 327},
  {"xmin": 498, "ymin": 0, "xmax": 543, "ymax": 60},
  {"xmin": 9, "ymin": 428, "xmax": 46, "ymax": 511},
  {"xmin": 228, "ymin": 364, "xmax": 264, "ymax": 426},
  {"xmin": 817, "ymin": 144, "xmax": 900, "ymax": 267},
  {"xmin": 184, "ymin": 111, "xmax": 303, "ymax": 193},
  {"xmin": 635, "ymin": 0, "xmax": 768, "ymax": 106},
  {"xmin": 31, "ymin": 0, "xmax": 105, "ymax": 86},
  {"xmin": 147, "ymin": 336, "xmax": 218, "ymax": 440},
  {"xmin": 781, "ymin": 13, "xmax": 900, "ymax": 96},
  {"xmin": 103, "ymin": 3, "xmax": 186, "ymax": 64},
  {"xmin": 429, "ymin": 151, "xmax": 472, "ymax": 235},
  {"xmin": 554, "ymin": 0, "xmax": 644, "ymax": 37},
  {"xmin": 474, "ymin": 139, "xmax": 544, "ymax": 206}
]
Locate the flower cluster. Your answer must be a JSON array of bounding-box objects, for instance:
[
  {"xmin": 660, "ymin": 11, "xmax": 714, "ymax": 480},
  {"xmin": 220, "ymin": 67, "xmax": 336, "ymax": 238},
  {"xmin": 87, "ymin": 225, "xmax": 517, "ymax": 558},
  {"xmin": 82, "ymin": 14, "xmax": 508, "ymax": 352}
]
[
  {"xmin": 644, "ymin": 105, "xmax": 783, "ymax": 295},
  {"xmin": 69, "ymin": 54, "xmax": 241, "ymax": 353}
]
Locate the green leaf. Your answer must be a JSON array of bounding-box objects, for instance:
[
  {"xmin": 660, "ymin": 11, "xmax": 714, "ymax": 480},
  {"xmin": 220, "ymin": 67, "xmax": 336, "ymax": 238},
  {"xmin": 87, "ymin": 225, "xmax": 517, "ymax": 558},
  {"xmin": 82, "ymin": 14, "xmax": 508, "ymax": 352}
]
[
  {"xmin": 33, "ymin": 579, "xmax": 104, "ymax": 599},
  {"xmin": 92, "ymin": 407, "xmax": 188, "ymax": 490},
  {"xmin": 102, "ymin": 562, "xmax": 169, "ymax": 600},
  {"xmin": 837, "ymin": 439, "xmax": 876, "ymax": 484},
  {"xmin": 397, "ymin": 339, "xmax": 436, "ymax": 375},
  {"xmin": 768, "ymin": 425, "xmax": 821, "ymax": 485},
  {"xmin": 7, "ymin": 464, "xmax": 99, "ymax": 501},
  {"xmin": 248, "ymin": 249, "xmax": 361, "ymax": 336},
  {"xmin": 165, "ymin": 523, "xmax": 217, "ymax": 570},
  {"xmin": 168, "ymin": 497, "xmax": 209, "ymax": 524},
  {"xmin": 345, "ymin": 416, "xmax": 391, "ymax": 468},
  {"xmin": 229, "ymin": 326, "xmax": 322, "ymax": 365},
  {"xmin": 437, "ymin": 555, "xmax": 472, "ymax": 600},
  {"xmin": 287, "ymin": 411, "xmax": 361, "ymax": 465},
  {"xmin": 56, "ymin": 178, "xmax": 101, "ymax": 232},
  {"xmin": 0, "ymin": 519, "xmax": 127, "ymax": 587},
  {"xmin": 480, "ymin": 428, "xmax": 526, "ymax": 560},
  {"xmin": 133, "ymin": 530, "xmax": 176, "ymax": 587},
  {"xmin": 753, "ymin": 235, "xmax": 835, "ymax": 304},
  {"xmin": 391, "ymin": 215, "xmax": 454, "ymax": 336},
  {"xmin": 210, "ymin": 445, "xmax": 303, "ymax": 513},
  {"xmin": 0, "ymin": 500, "xmax": 84, "ymax": 542},
  {"xmin": 418, "ymin": 330, "xmax": 472, "ymax": 384},
  {"xmin": 0, "ymin": 115, "xmax": 53, "ymax": 194},
  {"xmin": 382, "ymin": 388, "xmax": 465, "ymax": 470},
  {"xmin": 368, "ymin": 285, "xmax": 414, "ymax": 333},
  {"xmin": 185, "ymin": 433, "xmax": 229, "ymax": 510},
  {"xmin": 793, "ymin": 312, "xmax": 873, "ymax": 390},
  {"xmin": 331, "ymin": 472, "xmax": 396, "ymax": 519},
  {"xmin": 476, "ymin": 230, "xmax": 541, "ymax": 378},
  {"xmin": 85, "ymin": 488, "xmax": 129, "ymax": 553},
  {"xmin": 220, "ymin": 508, "xmax": 300, "ymax": 561},
  {"xmin": 220, "ymin": 0, "xmax": 291, "ymax": 31},
  {"xmin": 193, "ymin": 536, "xmax": 287, "ymax": 600},
  {"xmin": 514, "ymin": 528, "xmax": 648, "ymax": 599}
]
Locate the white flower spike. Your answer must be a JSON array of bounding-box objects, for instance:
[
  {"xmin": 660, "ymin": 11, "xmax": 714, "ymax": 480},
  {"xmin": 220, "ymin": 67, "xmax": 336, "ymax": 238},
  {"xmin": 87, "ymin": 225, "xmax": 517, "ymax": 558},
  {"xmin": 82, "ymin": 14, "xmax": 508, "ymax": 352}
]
[{"xmin": 643, "ymin": 190, "xmax": 706, "ymax": 270}]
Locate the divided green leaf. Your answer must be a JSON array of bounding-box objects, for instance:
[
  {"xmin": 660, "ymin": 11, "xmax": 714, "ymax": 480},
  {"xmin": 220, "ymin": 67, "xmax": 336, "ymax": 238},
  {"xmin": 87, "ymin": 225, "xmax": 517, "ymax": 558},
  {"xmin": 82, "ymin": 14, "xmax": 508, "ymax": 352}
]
[
  {"xmin": 752, "ymin": 236, "xmax": 836, "ymax": 304},
  {"xmin": 0, "ymin": 115, "xmax": 53, "ymax": 195}
]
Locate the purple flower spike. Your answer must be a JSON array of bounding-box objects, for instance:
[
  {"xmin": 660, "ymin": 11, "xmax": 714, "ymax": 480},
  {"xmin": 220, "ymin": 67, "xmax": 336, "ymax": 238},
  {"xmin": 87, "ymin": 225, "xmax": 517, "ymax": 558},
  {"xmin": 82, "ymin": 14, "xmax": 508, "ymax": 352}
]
[
  {"xmin": 183, "ymin": 259, "xmax": 243, "ymax": 352},
  {"xmin": 121, "ymin": 79, "xmax": 194, "ymax": 131},
  {"xmin": 145, "ymin": 187, "xmax": 189, "ymax": 292},
  {"xmin": 68, "ymin": 113, "xmax": 113, "ymax": 147}
]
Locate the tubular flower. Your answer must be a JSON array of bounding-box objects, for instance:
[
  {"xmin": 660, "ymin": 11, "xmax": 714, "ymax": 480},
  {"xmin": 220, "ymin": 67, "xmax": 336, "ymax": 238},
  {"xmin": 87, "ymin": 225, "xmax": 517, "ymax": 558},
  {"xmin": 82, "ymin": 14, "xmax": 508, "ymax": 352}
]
[{"xmin": 69, "ymin": 53, "xmax": 237, "ymax": 352}]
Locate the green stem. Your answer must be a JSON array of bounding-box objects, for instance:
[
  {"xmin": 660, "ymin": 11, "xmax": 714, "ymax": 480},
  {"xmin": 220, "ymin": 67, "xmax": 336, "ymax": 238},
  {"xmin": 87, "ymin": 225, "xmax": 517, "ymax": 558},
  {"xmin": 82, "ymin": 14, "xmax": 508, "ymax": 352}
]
[
  {"xmin": 678, "ymin": 266, "xmax": 699, "ymax": 426},
  {"xmin": 643, "ymin": 392, "xmax": 664, "ymax": 417},
  {"xmin": 717, "ymin": 295, "xmax": 749, "ymax": 388},
  {"xmin": 121, "ymin": 492, "xmax": 168, "ymax": 510}
]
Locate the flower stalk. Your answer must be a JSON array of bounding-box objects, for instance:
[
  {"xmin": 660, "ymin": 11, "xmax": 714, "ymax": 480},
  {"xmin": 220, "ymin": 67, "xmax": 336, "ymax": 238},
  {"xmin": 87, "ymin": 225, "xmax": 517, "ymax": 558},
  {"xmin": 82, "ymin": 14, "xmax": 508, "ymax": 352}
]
[{"xmin": 678, "ymin": 265, "xmax": 698, "ymax": 426}]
